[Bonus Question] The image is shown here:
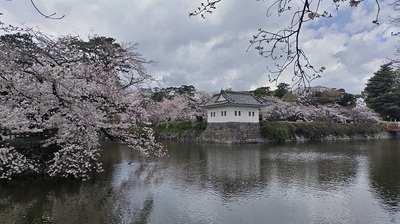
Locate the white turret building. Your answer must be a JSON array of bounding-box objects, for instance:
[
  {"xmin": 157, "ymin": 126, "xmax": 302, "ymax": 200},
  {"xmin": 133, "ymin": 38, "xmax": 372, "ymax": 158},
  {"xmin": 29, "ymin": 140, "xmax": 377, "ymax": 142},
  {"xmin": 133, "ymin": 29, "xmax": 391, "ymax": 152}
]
[{"xmin": 201, "ymin": 89, "xmax": 265, "ymax": 123}]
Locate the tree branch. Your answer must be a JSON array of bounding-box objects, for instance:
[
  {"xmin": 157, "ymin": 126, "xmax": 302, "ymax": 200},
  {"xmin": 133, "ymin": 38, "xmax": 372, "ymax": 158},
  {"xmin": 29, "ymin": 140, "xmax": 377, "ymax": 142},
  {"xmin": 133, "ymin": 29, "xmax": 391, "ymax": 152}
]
[
  {"xmin": 190, "ymin": 0, "xmax": 381, "ymax": 88},
  {"xmin": 30, "ymin": 0, "xmax": 65, "ymax": 20},
  {"xmin": 189, "ymin": 0, "xmax": 222, "ymax": 19}
]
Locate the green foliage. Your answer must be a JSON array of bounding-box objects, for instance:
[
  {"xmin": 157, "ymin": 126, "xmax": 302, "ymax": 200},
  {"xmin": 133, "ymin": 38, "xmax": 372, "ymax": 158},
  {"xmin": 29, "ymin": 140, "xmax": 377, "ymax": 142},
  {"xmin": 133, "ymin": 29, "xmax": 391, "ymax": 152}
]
[
  {"xmin": 249, "ymin": 87, "xmax": 273, "ymax": 99},
  {"xmin": 175, "ymin": 85, "xmax": 196, "ymax": 96},
  {"xmin": 308, "ymin": 89, "xmax": 342, "ymax": 105},
  {"xmin": 337, "ymin": 90, "xmax": 356, "ymax": 107},
  {"xmin": 151, "ymin": 89, "xmax": 168, "ymax": 102},
  {"xmin": 298, "ymin": 87, "xmax": 355, "ymax": 106},
  {"xmin": 260, "ymin": 121, "xmax": 385, "ymax": 142},
  {"xmin": 152, "ymin": 85, "xmax": 196, "ymax": 102},
  {"xmin": 274, "ymin": 83, "xmax": 290, "ymax": 98},
  {"xmin": 156, "ymin": 120, "xmax": 385, "ymax": 142},
  {"xmin": 154, "ymin": 120, "xmax": 207, "ymax": 133},
  {"xmin": 281, "ymin": 91, "xmax": 298, "ymax": 102},
  {"xmin": 365, "ymin": 64, "xmax": 394, "ymax": 100},
  {"xmin": 260, "ymin": 121, "xmax": 294, "ymax": 142},
  {"xmin": 0, "ymin": 33, "xmax": 36, "ymax": 50},
  {"xmin": 293, "ymin": 122, "xmax": 327, "ymax": 139},
  {"xmin": 364, "ymin": 63, "xmax": 400, "ymax": 120}
]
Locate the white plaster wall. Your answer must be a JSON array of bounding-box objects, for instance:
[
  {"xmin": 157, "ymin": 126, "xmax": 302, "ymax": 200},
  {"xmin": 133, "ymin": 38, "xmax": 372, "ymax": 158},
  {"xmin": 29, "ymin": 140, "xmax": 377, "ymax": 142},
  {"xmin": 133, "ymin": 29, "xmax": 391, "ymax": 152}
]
[{"xmin": 206, "ymin": 106, "xmax": 259, "ymax": 123}]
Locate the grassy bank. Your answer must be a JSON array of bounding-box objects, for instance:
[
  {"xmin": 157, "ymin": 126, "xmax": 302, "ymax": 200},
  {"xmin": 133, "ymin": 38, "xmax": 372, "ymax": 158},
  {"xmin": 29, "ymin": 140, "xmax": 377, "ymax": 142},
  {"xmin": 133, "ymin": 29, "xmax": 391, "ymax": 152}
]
[{"xmin": 260, "ymin": 121, "xmax": 387, "ymax": 143}]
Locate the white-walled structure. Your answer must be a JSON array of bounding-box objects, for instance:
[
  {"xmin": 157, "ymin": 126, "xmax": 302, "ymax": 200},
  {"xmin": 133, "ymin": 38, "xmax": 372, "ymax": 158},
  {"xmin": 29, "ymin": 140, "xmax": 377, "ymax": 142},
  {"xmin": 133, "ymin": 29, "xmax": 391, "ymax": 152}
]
[{"xmin": 201, "ymin": 90, "xmax": 265, "ymax": 123}]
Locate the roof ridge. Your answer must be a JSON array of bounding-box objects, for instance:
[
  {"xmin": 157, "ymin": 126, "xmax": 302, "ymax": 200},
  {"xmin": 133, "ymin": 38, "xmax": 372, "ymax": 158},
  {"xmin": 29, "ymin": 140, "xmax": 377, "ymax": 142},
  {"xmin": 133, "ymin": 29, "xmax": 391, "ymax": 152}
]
[
  {"xmin": 201, "ymin": 89, "xmax": 266, "ymax": 108},
  {"xmin": 220, "ymin": 89, "xmax": 232, "ymax": 102}
]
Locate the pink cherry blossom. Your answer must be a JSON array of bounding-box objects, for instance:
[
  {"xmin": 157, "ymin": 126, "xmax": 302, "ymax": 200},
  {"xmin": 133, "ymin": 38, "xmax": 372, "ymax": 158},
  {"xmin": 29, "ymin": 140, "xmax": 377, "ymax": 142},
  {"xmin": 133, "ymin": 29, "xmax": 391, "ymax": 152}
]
[{"xmin": 0, "ymin": 31, "xmax": 164, "ymax": 179}]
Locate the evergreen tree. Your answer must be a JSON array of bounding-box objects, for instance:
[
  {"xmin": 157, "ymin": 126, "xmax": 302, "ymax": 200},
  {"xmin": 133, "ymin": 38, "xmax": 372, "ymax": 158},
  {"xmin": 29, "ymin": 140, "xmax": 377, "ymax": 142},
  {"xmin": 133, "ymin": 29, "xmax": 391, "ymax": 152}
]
[
  {"xmin": 364, "ymin": 63, "xmax": 400, "ymax": 120},
  {"xmin": 337, "ymin": 88, "xmax": 356, "ymax": 107},
  {"xmin": 250, "ymin": 87, "xmax": 273, "ymax": 99},
  {"xmin": 274, "ymin": 83, "xmax": 290, "ymax": 99}
]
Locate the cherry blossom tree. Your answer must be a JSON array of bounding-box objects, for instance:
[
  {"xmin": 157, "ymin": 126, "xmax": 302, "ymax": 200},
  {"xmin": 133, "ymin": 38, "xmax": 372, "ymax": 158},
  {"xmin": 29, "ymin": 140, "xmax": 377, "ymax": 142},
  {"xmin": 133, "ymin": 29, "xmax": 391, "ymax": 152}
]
[
  {"xmin": 148, "ymin": 95, "xmax": 193, "ymax": 123},
  {"xmin": 341, "ymin": 103, "xmax": 381, "ymax": 123},
  {"xmin": 261, "ymin": 95, "xmax": 380, "ymax": 123},
  {"xmin": 194, "ymin": 90, "xmax": 213, "ymax": 105},
  {"xmin": 0, "ymin": 31, "xmax": 164, "ymax": 180},
  {"xmin": 262, "ymin": 97, "xmax": 308, "ymax": 121},
  {"xmin": 147, "ymin": 90, "xmax": 211, "ymax": 124}
]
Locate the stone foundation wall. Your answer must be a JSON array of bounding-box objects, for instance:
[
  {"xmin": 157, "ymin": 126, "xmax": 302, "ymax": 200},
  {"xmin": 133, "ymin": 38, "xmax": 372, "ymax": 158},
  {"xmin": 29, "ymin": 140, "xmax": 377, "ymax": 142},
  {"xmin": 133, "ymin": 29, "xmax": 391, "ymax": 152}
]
[
  {"xmin": 155, "ymin": 122, "xmax": 399, "ymax": 144},
  {"xmin": 199, "ymin": 122, "xmax": 264, "ymax": 144},
  {"xmin": 154, "ymin": 130, "xmax": 201, "ymax": 142}
]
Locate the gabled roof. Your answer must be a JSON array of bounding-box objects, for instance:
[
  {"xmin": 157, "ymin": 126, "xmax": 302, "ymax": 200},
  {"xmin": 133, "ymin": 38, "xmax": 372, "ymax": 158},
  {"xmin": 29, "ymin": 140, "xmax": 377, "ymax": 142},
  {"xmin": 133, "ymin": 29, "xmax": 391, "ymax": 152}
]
[{"xmin": 201, "ymin": 89, "xmax": 265, "ymax": 108}]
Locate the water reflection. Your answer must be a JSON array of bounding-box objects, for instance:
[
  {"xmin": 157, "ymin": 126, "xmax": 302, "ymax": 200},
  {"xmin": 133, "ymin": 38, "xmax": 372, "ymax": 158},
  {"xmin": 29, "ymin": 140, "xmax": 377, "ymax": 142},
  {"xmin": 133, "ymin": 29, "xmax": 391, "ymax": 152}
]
[
  {"xmin": 0, "ymin": 177, "xmax": 116, "ymax": 223},
  {"xmin": 0, "ymin": 142, "xmax": 159, "ymax": 224},
  {"xmin": 368, "ymin": 139, "xmax": 400, "ymax": 213},
  {"xmin": 203, "ymin": 144, "xmax": 262, "ymax": 200},
  {"xmin": 0, "ymin": 139, "xmax": 399, "ymax": 223},
  {"xmin": 164, "ymin": 142, "xmax": 360, "ymax": 200},
  {"xmin": 111, "ymin": 162, "xmax": 166, "ymax": 224},
  {"xmin": 264, "ymin": 143, "xmax": 359, "ymax": 192}
]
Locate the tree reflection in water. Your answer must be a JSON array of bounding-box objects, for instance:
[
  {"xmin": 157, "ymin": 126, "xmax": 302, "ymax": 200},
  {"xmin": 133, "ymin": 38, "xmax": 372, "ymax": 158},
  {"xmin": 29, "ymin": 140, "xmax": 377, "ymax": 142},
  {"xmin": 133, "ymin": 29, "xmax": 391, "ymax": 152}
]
[
  {"xmin": 111, "ymin": 162, "xmax": 163, "ymax": 223},
  {"xmin": 0, "ymin": 143, "xmax": 162, "ymax": 224},
  {"xmin": 368, "ymin": 139, "xmax": 400, "ymax": 213},
  {"xmin": 1, "ymin": 139, "xmax": 400, "ymax": 223}
]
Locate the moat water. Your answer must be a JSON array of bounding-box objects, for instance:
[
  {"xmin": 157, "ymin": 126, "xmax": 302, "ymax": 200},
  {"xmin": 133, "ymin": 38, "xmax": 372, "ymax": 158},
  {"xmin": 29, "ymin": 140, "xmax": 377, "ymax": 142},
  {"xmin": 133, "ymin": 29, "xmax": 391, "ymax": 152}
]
[{"xmin": 1, "ymin": 139, "xmax": 400, "ymax": 224}]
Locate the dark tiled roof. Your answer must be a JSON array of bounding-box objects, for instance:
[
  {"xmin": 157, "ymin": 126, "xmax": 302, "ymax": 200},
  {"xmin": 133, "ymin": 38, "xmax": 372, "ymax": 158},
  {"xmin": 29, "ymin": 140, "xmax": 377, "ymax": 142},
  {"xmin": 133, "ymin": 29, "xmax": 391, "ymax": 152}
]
[{"xmin": 201, "ymin": 89, "xmax": 265, "ymax": 108}]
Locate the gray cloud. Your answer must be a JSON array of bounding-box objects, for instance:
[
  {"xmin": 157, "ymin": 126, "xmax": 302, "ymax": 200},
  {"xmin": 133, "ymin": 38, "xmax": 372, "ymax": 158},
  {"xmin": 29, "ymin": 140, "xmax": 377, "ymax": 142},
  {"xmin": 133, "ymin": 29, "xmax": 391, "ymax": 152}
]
[{"xmin": 0, "ymin": 0, "xmax": 397, "ymax": 94}]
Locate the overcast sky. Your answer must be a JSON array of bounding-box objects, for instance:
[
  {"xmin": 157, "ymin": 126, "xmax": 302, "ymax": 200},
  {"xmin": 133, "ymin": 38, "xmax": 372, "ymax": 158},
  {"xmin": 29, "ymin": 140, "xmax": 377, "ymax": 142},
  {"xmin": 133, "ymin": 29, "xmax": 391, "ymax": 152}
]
[{"xmin": 1, "ymin": 0, "xmax": 397, "ymax": 93}]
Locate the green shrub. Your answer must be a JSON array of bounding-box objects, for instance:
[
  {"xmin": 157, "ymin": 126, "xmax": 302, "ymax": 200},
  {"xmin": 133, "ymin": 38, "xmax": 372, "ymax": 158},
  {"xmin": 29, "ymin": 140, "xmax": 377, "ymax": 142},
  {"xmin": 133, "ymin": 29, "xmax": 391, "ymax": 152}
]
[
  {"xmin": 353, "ymin": 123, "xmax": 386, "ymax": 135},
  {"xmin": 261, "ymin": 121, "xmax": 291, "ymax": 143},
  {"xmin": 192, "ymin": 121, "xmax": 207, "ymax": 131},
  {"xmin": 261, "ymin": 121, "xmax": 385, "ymax": 142},
  {"xmin": 293, "ymin": 122, "xmax": 324, "ymax": 139}
]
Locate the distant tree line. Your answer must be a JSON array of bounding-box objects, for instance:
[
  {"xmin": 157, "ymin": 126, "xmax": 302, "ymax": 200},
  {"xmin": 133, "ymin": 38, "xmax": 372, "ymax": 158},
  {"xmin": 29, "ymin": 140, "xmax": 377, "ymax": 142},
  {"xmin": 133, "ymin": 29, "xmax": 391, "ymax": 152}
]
[
  {"xmin": 248, "ymin": 83, "xmax": 357, "ymax": 107},
  {"xmin": 146, "ymin": 83, "xmax": 378, "ymax": 125},
  {"xmin": 152, "ymin": 85, "xmax": 196, "ymax": 102}
]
